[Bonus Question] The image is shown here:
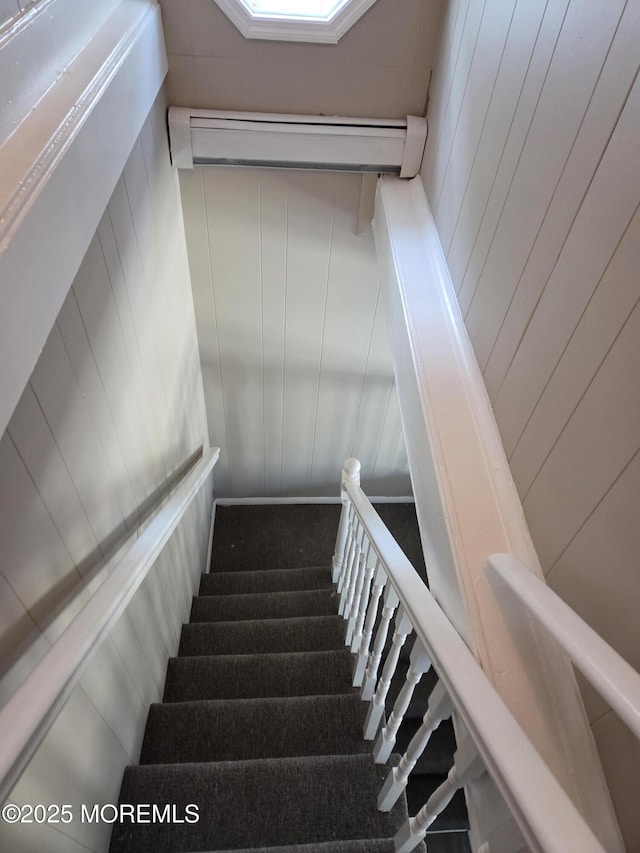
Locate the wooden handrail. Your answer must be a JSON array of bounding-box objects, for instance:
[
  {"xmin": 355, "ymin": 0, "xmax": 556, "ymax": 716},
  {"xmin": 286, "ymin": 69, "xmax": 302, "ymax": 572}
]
[
  {"xmin": 0, "ymin": 447, "xmax": 219, "ymax": 803},
  {"xmin": 488, "ymin": 554, "xmax": 640, "ymax": 741},
  {"xmin": 344, "ymin": 477, "xmax": 605, "ymax": 853}
]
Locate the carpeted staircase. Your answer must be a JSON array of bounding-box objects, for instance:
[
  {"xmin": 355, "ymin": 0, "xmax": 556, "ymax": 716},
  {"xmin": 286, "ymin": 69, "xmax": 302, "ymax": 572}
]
[{"xmin": 110, "ymin": 504, "xmax": 470, "ymax": 853}]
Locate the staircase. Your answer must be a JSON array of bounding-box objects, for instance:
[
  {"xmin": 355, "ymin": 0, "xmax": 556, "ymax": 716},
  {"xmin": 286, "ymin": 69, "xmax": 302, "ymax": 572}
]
[{"xmin": 109, "ymin": 504, "xmax": 470, "ymax": 852}]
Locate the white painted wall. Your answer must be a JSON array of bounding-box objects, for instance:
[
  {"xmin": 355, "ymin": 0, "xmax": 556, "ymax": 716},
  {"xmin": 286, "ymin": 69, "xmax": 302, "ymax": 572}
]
[
  {"xmin": 160, "ymin": 0, "xmax": 444, "ymax": 118},
  {"xmin": 421, "ymin": 0, "xmax": 640, "ymax": 845},
  {"xmin": 180, "ymin": 166, "xmax": 410, "ymax": 497},
  {"xmin": 0, "ymin": 87, "xmax": 211, "ymax": 851}
]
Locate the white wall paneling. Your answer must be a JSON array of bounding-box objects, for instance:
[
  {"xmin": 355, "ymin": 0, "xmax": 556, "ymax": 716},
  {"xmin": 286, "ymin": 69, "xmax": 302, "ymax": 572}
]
[
  {"xmin": 373, "ymin": 176, "xmax": 622, "ymax": 852},
  {"xmin": 422, "ymin": 0, "xmax": 640, "ymax": 845},
  {"xmin": 180, "ymin": 166, "xmax": 410, "ymax": 497},
  {"xmin": 0, "ymin": 86, "xmax": 212, "ymax": 851},
  {"xmin": 0, "ymin": 0, "xmax": 167, "ymax": 440}
]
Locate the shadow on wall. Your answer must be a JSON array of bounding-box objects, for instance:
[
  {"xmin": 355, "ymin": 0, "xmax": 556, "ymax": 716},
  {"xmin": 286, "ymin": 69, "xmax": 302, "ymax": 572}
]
[
  {"xmin": 0, "ymin": 445, "xmax": 203, "ymax": 683},
  {"xmin": 199, "ymin": 323, "xmax": 410, "ymax": 498}
]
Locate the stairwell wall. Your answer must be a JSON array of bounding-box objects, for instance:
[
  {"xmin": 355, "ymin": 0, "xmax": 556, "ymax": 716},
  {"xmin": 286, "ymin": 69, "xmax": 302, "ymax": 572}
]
[
  {"xmin": 421, "ymin": 0, "xmax": 640, "ymax": 846},
  {"xmin": 0, "ymin": 7, "xmax": 212, "ymax": 850},
  {"xmin": 180, "ymin": 166, "xmax": 412, "ymax": 498}
]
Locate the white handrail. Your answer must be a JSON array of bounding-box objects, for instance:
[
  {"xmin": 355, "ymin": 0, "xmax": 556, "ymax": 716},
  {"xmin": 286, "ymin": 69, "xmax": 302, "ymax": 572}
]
[
  {"xmin": 344, "ymin": 479, "xmax": 605, "ymax": 853},
  {"xmin": 0, "ymin": 447, "xmax": 220, "ymax": 804},
  {"xmin": 488, "ymin": 553, "xmax": 640, "ymax": 741}
]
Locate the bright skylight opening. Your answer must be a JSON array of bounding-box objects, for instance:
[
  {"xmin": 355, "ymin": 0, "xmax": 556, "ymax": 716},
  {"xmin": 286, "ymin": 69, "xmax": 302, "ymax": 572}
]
[
  {"xmin": 214, "ymin": 0, "xmax": 377, "ymax": 43},
  {"xmin": 244, "ymin": 0, "xmax": 345, "ymax": 19}
]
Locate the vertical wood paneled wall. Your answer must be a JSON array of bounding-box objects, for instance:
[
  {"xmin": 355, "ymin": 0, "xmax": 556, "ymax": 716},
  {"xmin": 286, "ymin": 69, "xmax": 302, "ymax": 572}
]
[
  {"xmin": 180, "ymin": 167, "xmax": 411, "ymax": 498},
  {"xmin": 0, "ymin": 90, "xmax": 211, "ymax": 852},
  {"xmin": 421, "ymin": 0, "xmax": 640, "ymax": 844}
]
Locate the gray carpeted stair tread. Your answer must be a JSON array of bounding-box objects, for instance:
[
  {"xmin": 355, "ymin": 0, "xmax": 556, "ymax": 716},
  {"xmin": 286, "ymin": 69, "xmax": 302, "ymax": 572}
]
[
  {"xmin": 164, "ymin": 649, "xmax": 355, "ymax": 702},
  {"xmin": 190, "ymin": 589, "xmax": 337, "ymax": 623},
  {"xmin": 110, "ymin": 754, "xmax": 408, "ymax": 852},
  {"xmin": 199, "ymin": 567, "xmax": 332, "ymax": 596},
  {"xmin": 210, "ymin": 505, "xmax": 342, "ymax": 572},
  {"xmin": 178, "ymin": 615, "xmax": 346, "ymax": 657},
  {"xmin": 141, "ymin": 694, "xmax": 369, "ymax": 765},
  {"xmin": 200, "ymin": 841, "xmax": 427, "ymax": 852}
]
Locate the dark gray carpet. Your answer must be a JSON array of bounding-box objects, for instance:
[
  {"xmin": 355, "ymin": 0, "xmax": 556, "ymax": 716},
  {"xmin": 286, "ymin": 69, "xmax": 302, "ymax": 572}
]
[
  {"xmin": 178, "ymin": 615, "xmax": 345, "ymax": 657},
  {"xmin": 163, "ymin": 649, "xmax": 356, "ymax": 702},
  {"xmin": 201, "ymin": 842, "xmax": 426, "ymax": 852},
  {"xmin": 190, "ymin": 588, "xmax": 337, "ymax": 622},
  {"xmin": 209, "ymin": 503, "xmax": 426, "ymax": 579},
  {"xmin": 199, "ymin": 566, "xmax": 331, "ymax": 595},
  {"xmin": 110, "ymin": 503, "xmax": 468, "ymax": 853},
  {"xmin": 140, "ymin": 694, "xmax": 370, "ymax": 764},
  {"xmin": 112, "ymin": 755, "xmax": 408, "ymax": 852}
]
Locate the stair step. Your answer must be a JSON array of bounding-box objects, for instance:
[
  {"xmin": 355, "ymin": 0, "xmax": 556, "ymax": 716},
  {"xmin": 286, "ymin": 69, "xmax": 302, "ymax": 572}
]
[
  {"xmin": 178, "ymin": 615, "xmax": 346, "ymax": 657},
  {"xmin": 199, "ymin": 566, "xmax": 332, "ymax": 596},
  {"xmin": 190, "ymin": 589, "xmax": 337, "ymax": 623},
  {"xmin": 210, "ymin": 504, "xmax": 342, "ymax": 572},
  {"xmin": 110, "ymin": 754, "xmax": 408, "ymax": 852},
  {"xmin": 141, "ymin": 694, "xmax": 369, "ymax": 765},
  {"xmin": 164, "ymin": 649, "xmax": 355, "ymax": 702},
  {"xmin": 203, "ymin": 841, "xmax": 425, "ymax": 852}
]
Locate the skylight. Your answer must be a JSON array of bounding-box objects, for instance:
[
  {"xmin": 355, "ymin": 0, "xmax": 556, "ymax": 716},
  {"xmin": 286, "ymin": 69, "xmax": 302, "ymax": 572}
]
[
  {"xmin": 245, "ymin": 0, "xmax": 345, "ymax": 18},
  {"xmin": 213, "ymin": 0, "xmax": 378, "ymax": 43}
]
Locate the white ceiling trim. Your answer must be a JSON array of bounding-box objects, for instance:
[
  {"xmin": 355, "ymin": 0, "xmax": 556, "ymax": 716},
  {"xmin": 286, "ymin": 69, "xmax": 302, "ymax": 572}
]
[{"xmin": 212, "ymin": 0, "xmax": 379, "ymax": 43}]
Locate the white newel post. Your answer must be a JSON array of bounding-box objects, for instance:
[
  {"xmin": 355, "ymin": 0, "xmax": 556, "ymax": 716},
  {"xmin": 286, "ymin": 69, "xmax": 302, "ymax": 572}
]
[
  {"xmin": 364, "ymin": 605, "xmax": 413, "ymax": 739},
  {"xmin": 394, "ymin": 736, "xmax": 485, "ymax": 853},
  {"xmin": 374, "ymin": 638, "xmax": 431, "ymax": 763},
  {"xmin": 332, "ymin": 458, "xmax": 361, "ymax": 583},
  {"xmin": 377, "ymin": 681, "xmax": 452, "ymax": 811}
]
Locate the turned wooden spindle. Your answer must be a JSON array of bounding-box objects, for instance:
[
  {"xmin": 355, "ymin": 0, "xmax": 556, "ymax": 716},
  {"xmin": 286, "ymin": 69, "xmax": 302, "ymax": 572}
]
[
  {"xmin": 361, "ymin": 582, "xmax": 399, "ymax": 701},
  {"xmin": 394, "ymin": 736, "xmax": 485, "ymax": 853},
  {"xmin": 353, "ymin": 562, "xmax": 386, "ymax": 687},
  {"xmin": 378, "ymin": 681, "xmax": 451, "ymax": 810},
  {"xmin": 363, "ymin": 605, "xmax": 412, "ymax": 739},
  {"xmin": 374, "ymin": 638, "xmax": 432, "ymax": 763}
]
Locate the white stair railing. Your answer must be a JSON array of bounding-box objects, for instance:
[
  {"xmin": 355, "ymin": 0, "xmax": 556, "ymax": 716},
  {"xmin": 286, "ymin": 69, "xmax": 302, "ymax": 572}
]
[
  {"xmin": 333, "ymin": 457, "xmax": 614, "ymax": 853},
  {"xmin": 0, "ymin": 447, "xmax": 220, "ymax": 805}
]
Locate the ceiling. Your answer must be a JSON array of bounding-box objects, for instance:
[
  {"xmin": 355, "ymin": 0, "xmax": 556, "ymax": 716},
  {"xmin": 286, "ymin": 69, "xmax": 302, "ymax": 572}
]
[{"xmin": 159, "ymin": 0, "xmax": 446, "ymax": 118}]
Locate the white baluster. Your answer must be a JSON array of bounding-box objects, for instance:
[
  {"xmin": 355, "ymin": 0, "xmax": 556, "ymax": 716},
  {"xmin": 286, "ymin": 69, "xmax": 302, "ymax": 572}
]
[
  {"xmin": 339, "ymin": 516, "xmax": 361, "ymax": 616},
  {"xmin": 394, "ymin": 736, "xmax": 485, "ymax": 853},
  {"xmin": 363, "ymin": 606, "xmax": 412, "ymax": 740},
  {"xmin": 346, "ymin": 537, "xmax": 370, "ymax": 643},
  {"xmin": 353, "ymin": 562, "xmax": 387, "ymax": 687},
  {"xmin": 342, "ymin": 522, "xmax": 365, "ymax": 622},
  {"xmin": 350, "ymin": 551, "xmax": 378, "ymax": 653},
  {"xmin": 332, "ymin": 459, "xmax": 360, "ymax": 583},
  {"xmin": 377, "ymin": 681, "xmax": 451, "ymax": 810},
  {"xmin": 337, "ymin": 505, "xmax": 356, "ymax": 596},
  {"xmin": 374, "ymin": 639, "xmax": 431, "ymax": 764},
  {"xmin": 361, "ymin": 583, "xmax": 399, "ymax": 700}
]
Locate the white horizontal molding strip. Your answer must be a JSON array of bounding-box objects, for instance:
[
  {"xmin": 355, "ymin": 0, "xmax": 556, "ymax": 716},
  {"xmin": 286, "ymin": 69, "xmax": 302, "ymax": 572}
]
[
  {"xmin": 0, "ymin": 0, "xmax": 167, "ymax": 438},
  {"xmin": 212, "ymin": 0, "xmax": 378, "ymax": 44},
  {"xmin": 372, "ymin": 176, "xmax": 623, "ymax": 852},
  {"xmin": 0, "ymin": 448, "xmax": 219, "ymax": 804}
]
